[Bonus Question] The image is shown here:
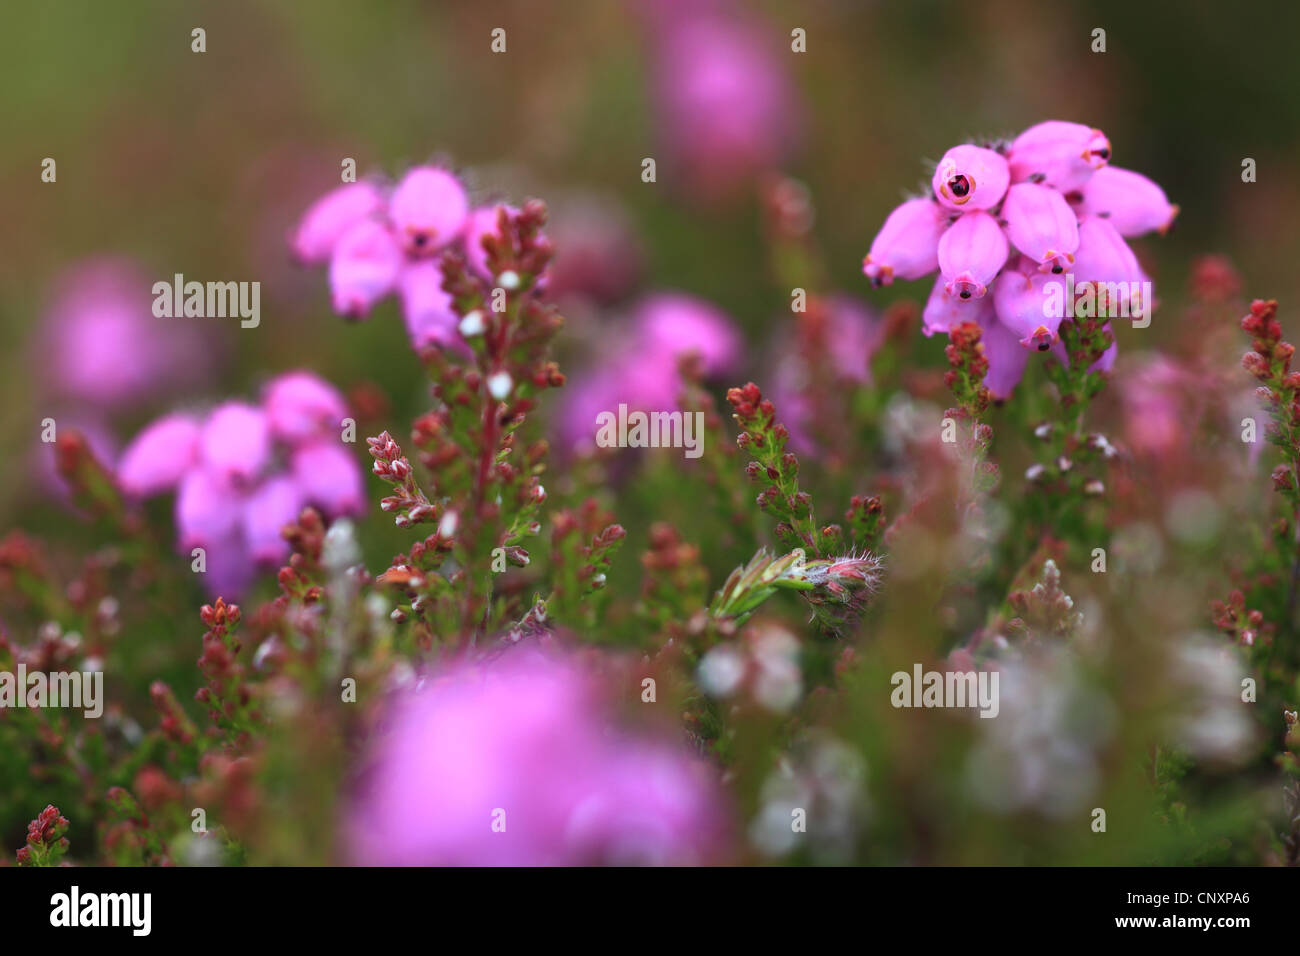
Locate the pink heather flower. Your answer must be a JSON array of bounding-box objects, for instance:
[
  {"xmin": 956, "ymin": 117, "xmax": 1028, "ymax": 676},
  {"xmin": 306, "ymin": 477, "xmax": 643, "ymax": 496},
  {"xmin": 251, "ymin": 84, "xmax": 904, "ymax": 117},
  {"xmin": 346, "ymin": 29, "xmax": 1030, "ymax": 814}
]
[
  {"xmin": 291, "ymin": 441, "xmax": 365, "ymax": 518},
  {"xmin": 117, "ymin": 413, "xmax": 203, "ymax": 497},
  {"xmin": 290, "ymin": 181, "xmax": 385, "ymax": 265},
  {"xmin": 1001, "ymin": 183, "xmax": 1079, "ymax": 273},
  {"xmin": 938, "ymin": 210, "xmax": 1008, "ymax": 300},
  {"xmin": 863, "ymin": 122, "xmax": 1172, "ymax": 398},
  {"xmin": 199, "ymin": 402, "xmax": 270, "ymax": 485},
  {"xmin": 922, "ymin": 274, "xmax": 990, "ymax": 337},
  {"xmin": 976, "ymin": 309, "xmax": 1031, "ymax": 400},
  {"xmin": 328, "ymin": 218, "xmax": 404, "ymax": 318},
  {"xmin": 1120, "ymin": 355, "xmax": 1187, "ymax": 456},
  {"xmin": 176, "ymin": 468, "xmax": 241, "ymax": 550},
  {"xmin": 398, "ymin": 260, "xmax": 470, "ymax": 358},
  {"xmin": 646, "ymin": 7, "xmax": 797, "ymax": 197},
  {"xmin": 992, "ymin": 262, "xmax": 1068, "ymax": 351},
  {"xmin": 1007, "ymin": 120, "xmax": 1111, "ymax": 191},
  {"xmin": 556, "ymin": 293, "xmax": 740, "ymax": 452},
  {"xmin": 1076, "ymin": 166, "xmax": 1179, "ymax": 237},
  {"xmin": 632, "ymin": 293, "xmax": 741, "ymax": 375},
  {"xmin": 263, "ymin": 371, "xmax": 348, "ymax": 446},
  {"xmin": 242, "ymin": 475, "xmax": 303, "ymax": 565},
  {"xmin": 1072, "ymin": 216, "xmax": 1147, "ymax": 316},
  {"xmin": 388, "ymin": 166, "xmax": 470, "ymax": 257},
  {"xmin": 39, "ymin": 258, "xmax": 212, "ymax": 411},
  {"xmin": 344, "ymin": 650, "xmax": 728, "ymax": 865},
  {"xmin": 118, "ymin": 375, "xmax": 364, "ymax": 598},
  {"xmin": 932, "ymin": 145, "xmax": 1010, "ymax": 211},
  {"xmin": 862, "ymin": 198, "xmax": 947, "ymax": 288},
  {"xmin": 294, "ymin": 164, "xmax": 493, "ymax": 357}
]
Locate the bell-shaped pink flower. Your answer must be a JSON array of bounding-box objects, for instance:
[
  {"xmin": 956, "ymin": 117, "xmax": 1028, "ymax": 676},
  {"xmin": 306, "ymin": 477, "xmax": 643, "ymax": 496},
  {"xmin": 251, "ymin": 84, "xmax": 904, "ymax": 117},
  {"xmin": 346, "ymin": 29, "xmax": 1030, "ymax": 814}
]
[
  {"xmin": 117, "ymin": 413, "xmax": 202, "ymax": 498},
  {"xmin": 1072, "ymin": 216, "xmax": 1147, "ymax": 317},
  {"xmin": 1076, "ymin": 166, "xmax": 1178, "ymax": 237},
  {"xmin": 176, "ymin": 468, "xmax": 241, "ymax": 550},
  {"xmin": 921, "ymin": 274, "xmax": 991, "ymax": 337},
  {"xmin": 292, "ymin": 441, "xmax": 364, "ymax": 518},
  {"xmin": 977, "ymin": 312, "xmax": 1031, "ymax": 400},
  {"xmin": 632, "ymin": 293, "xmax": 741, "ymax": 376},
  {"xmin": 1001, "ymin": 182, "xmax": 1079, "ymax": 273},
  {"xmin": 937, "ymin": 211, "xmax": 1008, "ymax": 300},
  {"xmin": 242, "ymin": 475, "xmax": 303, "ymax": 565},
  {"xmin": 992, "ymin": 265, "xmax": 1068, "ymax": 351},
  {"xmin": 199, "ymin": 402, "xmax": 269, "ymax": 485},
  {"xmin": 388, "ymin": 166, "xmax": 470, "ymax": 257},
  {"xmin": 198, "ymin": 532, "xmax": 256, "ymax": 601},
  {"xmin": 398, "ymin": 260, "xmax": 471, "ymax": 358},
  {"xmin": 1008, "ymin": 120, "xmax": 1110, "ymax": 191},
  {"xmin": 291, "ymin": 182, "xmax": 384, "ymax": 265},
  {"xmin": 862, "ymin": 198, "xmax": 946, "ymax": 287},
  {"xmin": 329, "ymin": 220, "xmax": 404, "ymax": 319},
  {"xmin": 932, "ymin": 145, "xmax": 1010, "ymax": 211},
  {"xmin": 264, "ymin": 371, "xmax": 348, "ymax": 446}
]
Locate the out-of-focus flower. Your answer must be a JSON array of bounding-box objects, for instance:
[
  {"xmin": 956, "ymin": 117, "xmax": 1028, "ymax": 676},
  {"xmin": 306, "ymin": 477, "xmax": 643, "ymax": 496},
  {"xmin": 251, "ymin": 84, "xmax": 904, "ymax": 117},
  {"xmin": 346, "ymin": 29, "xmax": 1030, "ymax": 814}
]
[
  {"xmin": 862, "ymin": 121, "xmax": 1174, "ymax": 397},
  {"xmin": 642, "ymin": 1, "xmax": 799, "ymax": 198},
  {"xmin": 1118, "ymin": 354, "xmax": 1190, "ymax": 457},
  {"xmin": 116, "ymin": 371, "xmax": 362, "ymax": 598},
  {"xmin": 697, "ymin": 622, "xmax": 803, "ymax": 712},
  {"xmin": 344, "ymin": 649, "xmax": 728, "ymax": 865},
  {"xmin": 292, "ymin": 165, "xmax": 509, "ymax": 356},
  {"xmin": 38, "ymin": 257, "xmax": 213, "ymax": 411},
  {"xmin": 749, "ymin": 734, "xmax": 867, "ymax": 862},
  {"xmin": 1167, "ymin": 636, "xmax": 1256, "ymax": 764},
  {"xmin": 556, "ymin": 292, "xmax": 740, "ymax": 452},
  {"xmin": 543, "ymin": 197, "xmax": 643, "ymax": 305}
]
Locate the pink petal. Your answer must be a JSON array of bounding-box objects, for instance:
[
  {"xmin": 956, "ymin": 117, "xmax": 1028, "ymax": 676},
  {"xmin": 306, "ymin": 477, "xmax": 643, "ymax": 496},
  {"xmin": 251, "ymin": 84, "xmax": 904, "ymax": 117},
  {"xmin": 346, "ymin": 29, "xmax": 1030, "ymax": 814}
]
[
  {"xmin": 992, "ymin": 267, "xmax": 1068, "ymax": 351},
  {"xmin": 976, "ymin": 314, "xmax": 1031, "ymax": 400},
  {"xmin": 398, "ymin": 261, "xmax": 471, "ymax": 358},
  {"xmin": 329, "ymin": 220, "xmax": 403, "ymax": 318},
  {"xmin": 1001, "ymin": 182, "xmax": 1079, "ymax": 272},
  {"xmin": 291, "ymin": 182, "xmax": 384, "ymax": 265},
  {"xmin": 292, "ymin": 441, "xmax": 365, "ymax": 518},
  {"xmin": 176, "ymin": 468, "xmax": 242, "ymax": 550},
  {"xmin": 932, "ymin": 144, "xmax": 1010, "ymax": 211},
  {"xmin": 1077, "ymin": 166, "xmax": 1178, "ymax": 237},
  {"xmin": 862, "ymin": 197, "xmax": 946, "ymax": 286},
  {"xmin": 1008, "ymin": 120, "xmax": 1110, "ymax": 191},
  {"xmin": 388, "ymin": 166, "xmax": 470, "ymax": 257},
  {"xmin": 242, "ymin": 475, "xmax": 303, "ymax": 566},
  {"xmin": 199, "ymin": 402, "xmax": 270, "ymax": 485},
  {"xmin": 263, "ymin": 371, "xmax": 348, "ymax": 446},
  {"xmin": 937, "ymin": 210, "xmax": 1008, "ymax": 300},
  {"xmin": 921, "ymin": 273, "xmax": 992, "ymax": 337},
  {"xmin": 117, "ymin": 413, "xmax": 202, "ymax": 498}
]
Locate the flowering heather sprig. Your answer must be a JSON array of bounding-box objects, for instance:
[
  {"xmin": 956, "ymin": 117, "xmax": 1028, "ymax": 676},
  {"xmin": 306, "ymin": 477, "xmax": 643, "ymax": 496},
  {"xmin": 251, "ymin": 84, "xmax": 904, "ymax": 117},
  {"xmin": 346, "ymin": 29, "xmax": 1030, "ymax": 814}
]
[
  {"xmin": 549, "ymin": 500, "xmax": 626, "ymax": 627},
  {"xmin": 16, "ymin": 805, "xmax": 70, "ymax": 866},
  {"xmin": 1241, "ymin": 300, "xmax": 1300, "ymax": 506},
  {"xmin": 1006, "ymin": 559, "xmax": 1083, "ymax": 642},
  {"xmin": 1211, "ymin": 589, "xmax": 1271, "ymax": 649},
  {"xmin": 728, "ymin": 382, "xmax": 817, "ymax": 554},
  {"xmin": 195, "ymin": 598, "xmax": 263, "ymax": 743},
  {"xmin": 367, "ymin": 430, "xmax": 437, "ymax": 528},
  {"xmin": 863, "ymin": 121, "xmax": 1173, "ymax": 397},
  {"xmin": 638, "ymin": 522, "xmax": 710, "ymax": 636},
  {"xmin": 710, "ymin": 547, "xmax": 882, "ymax": 634},
  {"xmin": 942, "ymin": 322, "xmax": 999, "ymax": 501}
]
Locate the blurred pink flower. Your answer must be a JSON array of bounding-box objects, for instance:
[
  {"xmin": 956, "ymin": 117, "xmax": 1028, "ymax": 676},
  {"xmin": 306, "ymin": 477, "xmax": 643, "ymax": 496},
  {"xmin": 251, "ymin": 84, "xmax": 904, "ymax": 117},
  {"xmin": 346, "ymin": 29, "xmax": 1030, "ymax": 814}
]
[
  {"xmin": 292, "ymin": 165, "xmax": 489, "ymax": 356},
  {"xmin": 116, "ymin": 371, "xmax": 362, "ymax": 598},
  {"xmin": 345, "ymin": 649, "xmax": 728, "ymax": 865},
  {"xmin": 644, "ymin": 3, "xmax": 799, "ymax": 197},
  {"xmin": 38, "ymin": 257, "xmax": 212, "ymax": 411},
  {"xmin": 543, "ymin": 197, "xmax": 642, "ymax": 305},
  {"xmin": 555, "ymin": 293, "xmax": 740, "ymax": 452}
]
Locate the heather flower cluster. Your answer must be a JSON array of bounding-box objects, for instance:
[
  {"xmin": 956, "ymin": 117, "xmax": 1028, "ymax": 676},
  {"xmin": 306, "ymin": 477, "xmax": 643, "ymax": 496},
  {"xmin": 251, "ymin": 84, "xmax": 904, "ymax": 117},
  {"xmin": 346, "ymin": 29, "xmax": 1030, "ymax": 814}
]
[
  {"xmin": 292, "ymin": 165, "xmax": 524, "ymax": 355},
  {"xmin": 115, "ymin": 371, "xmax": 362, "ymax": 598},
  {"xmin": 862, "ymin": 120, "xmax": 1178, "ymax": 397}
]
